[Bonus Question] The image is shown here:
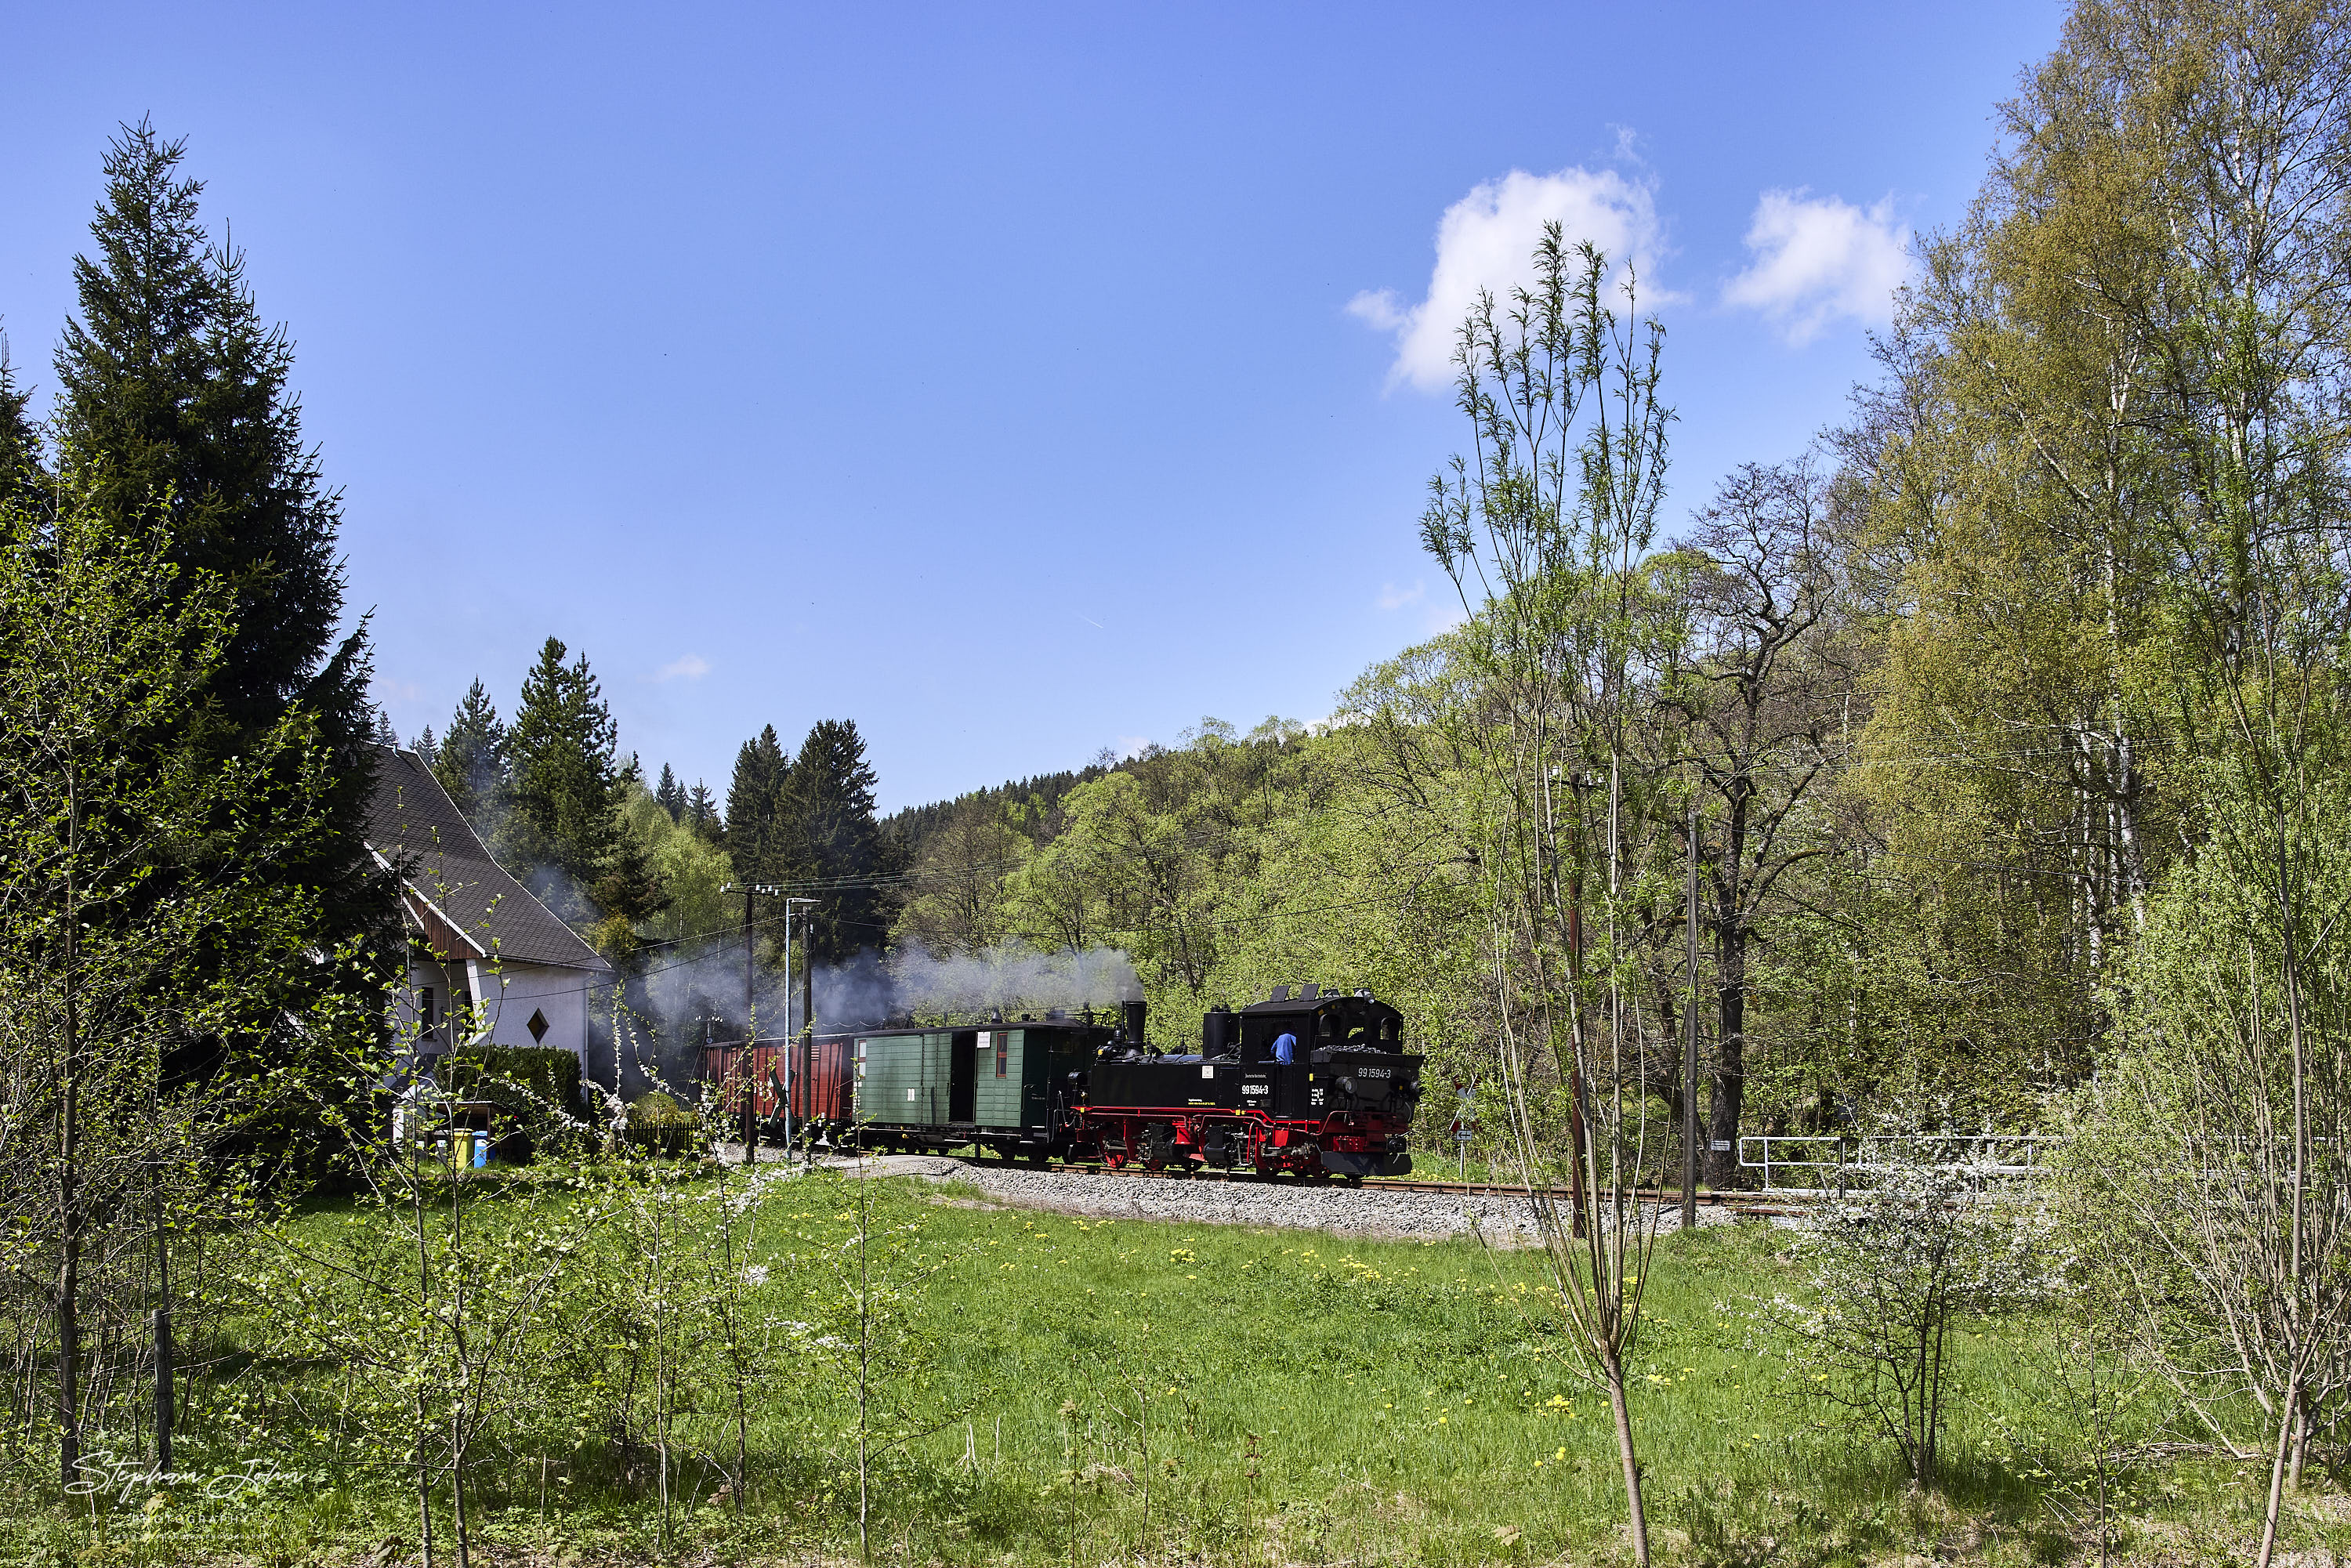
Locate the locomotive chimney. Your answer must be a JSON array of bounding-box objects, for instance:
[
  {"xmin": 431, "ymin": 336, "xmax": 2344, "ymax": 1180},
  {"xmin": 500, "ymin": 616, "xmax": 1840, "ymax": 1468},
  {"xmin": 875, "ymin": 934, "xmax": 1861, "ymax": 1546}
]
[{"xmin": 1121, "ymin": 998, "xmax": 1147, "ymax": 1048}]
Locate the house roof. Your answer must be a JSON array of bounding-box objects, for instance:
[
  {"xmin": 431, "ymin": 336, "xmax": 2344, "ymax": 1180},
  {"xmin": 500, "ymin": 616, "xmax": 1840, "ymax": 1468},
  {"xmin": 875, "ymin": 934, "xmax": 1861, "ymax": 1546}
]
[{"xmin": 363, "ymin": 746, "xmax": 612, "ymax": 974}]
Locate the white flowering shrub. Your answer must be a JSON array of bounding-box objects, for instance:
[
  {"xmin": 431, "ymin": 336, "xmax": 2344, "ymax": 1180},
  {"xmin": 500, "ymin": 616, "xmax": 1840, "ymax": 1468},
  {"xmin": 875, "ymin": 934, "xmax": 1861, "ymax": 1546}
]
[{"xmin": 1782, "ymin": 1143, "xmax": 2050, "ymax": 1487}]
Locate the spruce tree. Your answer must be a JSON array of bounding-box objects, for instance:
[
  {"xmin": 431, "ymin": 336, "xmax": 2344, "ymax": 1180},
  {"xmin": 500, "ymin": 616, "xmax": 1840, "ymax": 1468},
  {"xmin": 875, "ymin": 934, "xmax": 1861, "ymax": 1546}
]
[
  {"xmin": 0, "ymin": 338, "xmax": 43, "ymax": 502},
  {"xmin": 725, "ymin": 725, "xmax": 791, "ymax": 882},
  {"xmin": 505, "ymin": 636, "xmax": 621, "ymax": 921},
  {"xmin": 686, "ymin": 780, "xmax": 723, "ymax": 844},
  {"xmin": 592, "ymin": 755, "xmax": 671, "ymax": 962},
  {"xmin": 51, "ymin": 121, "xmax": 389, "ymax": 955},
  {"xmin": 654, "ymin": 762, "xmax": 685, "ymax": 820},
  {"xmin": 785, "ymin": 719, "xmax": 893, "ymax": 963},
  {"xmin": 433, "ymin": 677, "xmax": 509, "ymax": 827},
  {"xmin": 411, "ymin": 723, "xmax": 437, "ymax": 766}
]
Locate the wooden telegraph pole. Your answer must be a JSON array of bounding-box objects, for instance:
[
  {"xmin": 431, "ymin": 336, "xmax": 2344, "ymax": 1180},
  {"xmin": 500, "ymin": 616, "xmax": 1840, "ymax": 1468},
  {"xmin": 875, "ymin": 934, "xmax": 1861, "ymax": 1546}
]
[
  {"xmin": 1683, "ymin": 796, "xmax": 1700, "ymax": 1233},
  {"xmin": 743, "ymin": 883, "xmax": 757, "ymax": 1165},
  {"xmin": 788, "ymin": 896, "xmax": 817, "ymax": 1157},
  {"xmin": 725, "ymin": 882, "xmax": 790, "ymax": 1165}
]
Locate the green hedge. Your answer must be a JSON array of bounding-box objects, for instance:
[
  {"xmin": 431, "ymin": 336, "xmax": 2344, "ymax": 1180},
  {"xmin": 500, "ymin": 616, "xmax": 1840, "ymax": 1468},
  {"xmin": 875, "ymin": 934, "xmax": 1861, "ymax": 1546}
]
[{"xmin": 442, "ymin": 1045, "xmax": 584, "ymax": 1121}]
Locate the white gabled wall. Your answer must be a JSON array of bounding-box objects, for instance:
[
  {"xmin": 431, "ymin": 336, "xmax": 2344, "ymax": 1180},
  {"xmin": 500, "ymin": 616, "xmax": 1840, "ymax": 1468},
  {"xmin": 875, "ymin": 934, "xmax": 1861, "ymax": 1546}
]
[
  {"xmin": 466, "ymin": 958, "xmax": 594, "ymax": 1066},
  {"xmin": 395, "ymin": 954, "xmax": 596, "ymax": 1073}
]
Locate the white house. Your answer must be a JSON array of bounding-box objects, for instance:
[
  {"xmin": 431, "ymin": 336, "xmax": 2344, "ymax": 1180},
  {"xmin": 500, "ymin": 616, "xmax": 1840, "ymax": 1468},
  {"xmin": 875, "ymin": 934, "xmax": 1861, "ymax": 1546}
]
[{"xmin": 364, "ymin": 745, "xmax": 612, "ymax": 1070}]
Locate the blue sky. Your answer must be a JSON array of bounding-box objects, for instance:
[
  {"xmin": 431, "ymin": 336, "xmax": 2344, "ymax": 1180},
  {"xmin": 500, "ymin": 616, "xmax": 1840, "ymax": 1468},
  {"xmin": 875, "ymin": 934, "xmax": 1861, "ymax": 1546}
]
[{"xmin": 2, "ymin": 2, "xmax": 2063, "ymax": 812}]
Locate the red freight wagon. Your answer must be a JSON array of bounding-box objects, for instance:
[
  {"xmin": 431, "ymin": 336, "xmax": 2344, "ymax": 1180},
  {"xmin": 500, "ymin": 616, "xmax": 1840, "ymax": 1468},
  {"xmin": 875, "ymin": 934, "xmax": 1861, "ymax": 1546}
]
[{"xmin": 701, "ymin": 1036, "xmax": 853, "ymax": 1133}]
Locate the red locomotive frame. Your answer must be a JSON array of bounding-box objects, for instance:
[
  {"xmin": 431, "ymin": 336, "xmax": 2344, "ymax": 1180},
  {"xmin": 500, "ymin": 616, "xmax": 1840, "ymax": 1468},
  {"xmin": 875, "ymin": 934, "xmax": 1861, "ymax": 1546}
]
[{"xmin": 1078, "ymin": 1103, "xmax": 1412, "ymax": 1176}]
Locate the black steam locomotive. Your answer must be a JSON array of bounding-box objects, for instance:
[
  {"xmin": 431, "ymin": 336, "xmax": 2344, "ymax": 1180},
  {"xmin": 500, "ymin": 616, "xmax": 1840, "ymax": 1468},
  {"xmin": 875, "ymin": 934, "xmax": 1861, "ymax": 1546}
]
[
  {"xmin": 1085, "ymin": 987, "xmax": 1422, "ymax": 1177},
  {"xmin": 702, "ymin": 985, "xmax": 1424, "ymax": 1179}
]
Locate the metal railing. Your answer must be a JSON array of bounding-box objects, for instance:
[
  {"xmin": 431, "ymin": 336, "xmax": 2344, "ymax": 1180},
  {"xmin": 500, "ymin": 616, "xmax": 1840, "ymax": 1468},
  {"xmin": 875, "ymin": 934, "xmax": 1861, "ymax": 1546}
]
[{"xmin": 1737, "ymin": 1133, "xmax": 2057, "ymax": 1197}]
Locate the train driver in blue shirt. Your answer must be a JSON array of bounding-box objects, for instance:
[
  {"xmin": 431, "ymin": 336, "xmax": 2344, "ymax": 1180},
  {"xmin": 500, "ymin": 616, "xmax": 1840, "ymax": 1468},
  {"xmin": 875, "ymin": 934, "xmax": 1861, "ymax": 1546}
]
[{"xmin": 1271, "ymin": 1031, "xmax": 1298, "ymax": 1065}]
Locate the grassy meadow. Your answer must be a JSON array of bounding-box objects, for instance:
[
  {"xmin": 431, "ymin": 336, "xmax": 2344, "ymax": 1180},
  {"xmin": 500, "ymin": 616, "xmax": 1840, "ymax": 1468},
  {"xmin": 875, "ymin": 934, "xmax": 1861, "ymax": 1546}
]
[{"xmin": 6, "ymin": 1164, "xmax": 2338, "ymax": 1567}]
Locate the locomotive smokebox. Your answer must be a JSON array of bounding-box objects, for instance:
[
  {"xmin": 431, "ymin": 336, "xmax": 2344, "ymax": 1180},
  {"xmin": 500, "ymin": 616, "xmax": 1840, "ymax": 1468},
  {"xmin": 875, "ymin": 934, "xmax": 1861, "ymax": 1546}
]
[{"xmin": 1121, "ymin": 998, "xmax": 1147, "ymax": 1048}]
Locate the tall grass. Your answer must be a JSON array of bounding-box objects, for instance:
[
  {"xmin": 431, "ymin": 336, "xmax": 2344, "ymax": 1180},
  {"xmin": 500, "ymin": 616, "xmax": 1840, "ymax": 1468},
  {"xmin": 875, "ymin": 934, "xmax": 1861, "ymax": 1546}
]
[{"xmin": 2, "ymin": 1168, "xmax": 2334, "ymax": 1566}]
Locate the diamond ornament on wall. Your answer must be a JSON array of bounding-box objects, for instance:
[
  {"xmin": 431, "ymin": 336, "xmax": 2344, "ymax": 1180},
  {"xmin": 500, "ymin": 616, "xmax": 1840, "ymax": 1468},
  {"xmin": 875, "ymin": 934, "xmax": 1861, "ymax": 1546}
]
[{"xmin": 527, "ymin": 1009, "xmax": 549, "ymax": 1043}]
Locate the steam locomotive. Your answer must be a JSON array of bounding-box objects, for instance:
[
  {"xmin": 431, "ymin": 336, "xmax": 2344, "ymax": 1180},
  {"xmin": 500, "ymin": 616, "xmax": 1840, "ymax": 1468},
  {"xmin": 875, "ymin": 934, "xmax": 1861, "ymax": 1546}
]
[{"xmin": 701, "ymin": 986, "xmax": 1423, "ymax": 1179}]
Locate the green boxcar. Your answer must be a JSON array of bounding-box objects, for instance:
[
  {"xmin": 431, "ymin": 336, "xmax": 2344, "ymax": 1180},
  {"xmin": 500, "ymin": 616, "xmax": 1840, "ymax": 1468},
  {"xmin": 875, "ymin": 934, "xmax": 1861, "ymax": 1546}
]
[
  {"xmin": 854, "ymin": 1030, "xmax": 949, "ymax": 1126},
  {"xmin": 973, "ymin": 1028, "xmax": 1027, "ymax": 1128},
  {"xmin": 852, "ymin": 1022, "xmax": 1107, "ymax": 1149}
]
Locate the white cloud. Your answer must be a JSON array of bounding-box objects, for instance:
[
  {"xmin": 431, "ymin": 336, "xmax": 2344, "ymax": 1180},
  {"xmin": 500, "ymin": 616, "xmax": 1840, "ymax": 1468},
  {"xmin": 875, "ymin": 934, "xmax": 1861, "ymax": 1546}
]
[
  {"xmin": 1349, "ymin": 165, "xmax": 1669, "ymax": 391},
  {"xmin": 654, "ymin": 654, "xmax": 710, "ymax": 683},
  {"xmin": 1375, "ymin": 580, "xmax": 1425, "ymax": 611},
  {"xmin": 1722, "ymin": 189, "xmax": 1912, "ymax": 345}
]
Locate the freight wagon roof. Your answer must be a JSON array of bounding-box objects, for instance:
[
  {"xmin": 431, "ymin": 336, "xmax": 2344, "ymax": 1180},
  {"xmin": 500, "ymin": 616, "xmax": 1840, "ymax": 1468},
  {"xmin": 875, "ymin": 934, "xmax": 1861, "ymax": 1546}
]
[{"xmin": 832, "ymin": 1019, "xmax": 1108, "ymax": 1039}]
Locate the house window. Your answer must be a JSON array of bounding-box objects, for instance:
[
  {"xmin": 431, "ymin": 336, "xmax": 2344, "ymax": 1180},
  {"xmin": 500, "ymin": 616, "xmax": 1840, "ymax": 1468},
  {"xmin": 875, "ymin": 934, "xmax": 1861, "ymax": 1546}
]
[
  {"xmin": 421, "ymin": 987, "xmax": 437, "ymax": 1038},
  {"xmin": 527, "ymin": 1009, "xmax": 550, "ymax": 1044}
]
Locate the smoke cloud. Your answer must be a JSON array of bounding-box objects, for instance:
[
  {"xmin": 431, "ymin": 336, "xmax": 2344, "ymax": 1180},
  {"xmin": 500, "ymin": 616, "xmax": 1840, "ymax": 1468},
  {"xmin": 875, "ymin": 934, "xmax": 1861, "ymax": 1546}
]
[
  {"xmin": 813, "ymin": 947, "xmax": 893, "ymax": 1030},
  {"xmin": 623, "ymin": 938, "xmax": 1143, "ymax": 1093},
  {"xmin": 889, "ymin": 940, "xmax": 1143, "ymax": 1018}
]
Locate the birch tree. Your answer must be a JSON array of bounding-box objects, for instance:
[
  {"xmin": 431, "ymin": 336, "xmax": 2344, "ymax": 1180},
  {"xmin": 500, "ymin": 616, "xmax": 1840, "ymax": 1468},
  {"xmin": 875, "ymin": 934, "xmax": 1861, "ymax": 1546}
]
[{"xmin": 2023, "ymin": 4, "xmax": 2351, "ymax": 1562}]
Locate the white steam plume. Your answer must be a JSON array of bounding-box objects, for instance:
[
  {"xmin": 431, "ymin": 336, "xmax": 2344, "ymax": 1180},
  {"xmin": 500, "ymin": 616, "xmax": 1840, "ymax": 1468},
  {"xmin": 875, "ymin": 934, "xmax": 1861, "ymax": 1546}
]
[{"xmin": 889, "ymin": 941, "xmax": 1142, "ymax": 1018}]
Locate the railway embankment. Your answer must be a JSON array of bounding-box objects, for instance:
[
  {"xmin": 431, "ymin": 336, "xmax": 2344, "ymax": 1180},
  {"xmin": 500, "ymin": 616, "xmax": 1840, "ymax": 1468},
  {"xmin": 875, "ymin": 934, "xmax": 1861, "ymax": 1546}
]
[{"xmin": 732, "ymin": 1149, "xmax": 1754, "ymax": 1243}]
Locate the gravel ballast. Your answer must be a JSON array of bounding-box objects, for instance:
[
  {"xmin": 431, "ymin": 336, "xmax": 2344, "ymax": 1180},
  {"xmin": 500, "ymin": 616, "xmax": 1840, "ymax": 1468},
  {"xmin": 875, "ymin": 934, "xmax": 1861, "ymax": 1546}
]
[{"xmin": 737, "ymin": 1150, "xmax": 1744, "ymax": 1244}]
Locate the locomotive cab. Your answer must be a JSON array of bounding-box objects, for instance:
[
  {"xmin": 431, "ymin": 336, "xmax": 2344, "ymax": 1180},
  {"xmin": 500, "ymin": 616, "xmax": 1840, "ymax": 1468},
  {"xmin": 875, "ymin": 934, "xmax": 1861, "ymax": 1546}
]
[
  {"xmin": 1226, "ymin": 988, "xmax": 1423, "ymax": 1171},
  {"xmin": 1226, "ymin": 990, "xmax": 1407, "ymax": 1059}
]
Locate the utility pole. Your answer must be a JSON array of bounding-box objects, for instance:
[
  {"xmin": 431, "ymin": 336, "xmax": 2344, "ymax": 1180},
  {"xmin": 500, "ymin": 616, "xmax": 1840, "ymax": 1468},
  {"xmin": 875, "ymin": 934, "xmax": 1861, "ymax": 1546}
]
[
  {"xmin": 1683, "ymin": 795, "xmax": 1700, "ymax": 1233},
  {"xmin": 785, "ymin": 896, "xmax": 817, "ymax": 1157},
  {"xmin": 744, "ymin": 882, "xmax": 756, "ymax": 1167},
  {"xmin": 790, "ymin": 889, "xmax": 799, "ymax": 1161},
  {"xmin": 723, "ymin": 882, "xmax": 788, "ymax": 1165}
]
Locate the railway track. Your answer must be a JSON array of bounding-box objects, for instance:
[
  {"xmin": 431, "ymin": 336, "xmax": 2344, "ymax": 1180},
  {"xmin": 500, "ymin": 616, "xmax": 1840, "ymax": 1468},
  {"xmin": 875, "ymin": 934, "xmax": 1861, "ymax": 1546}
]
[{"xmin": 937, "ymin": 1155, "xmax": 1802, "ymax": 1216}]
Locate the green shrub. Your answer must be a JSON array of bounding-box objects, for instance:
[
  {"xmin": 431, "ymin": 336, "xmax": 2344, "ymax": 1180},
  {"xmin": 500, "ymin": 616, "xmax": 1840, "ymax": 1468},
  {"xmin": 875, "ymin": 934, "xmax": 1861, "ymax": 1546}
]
[
  {"xmin": 625, "ymin": 1090, "xmax": 701, "ymax": 1155},
  {"xmin": 444, "ymin": 1045, "xmax": 583, "ymax": 1117}
]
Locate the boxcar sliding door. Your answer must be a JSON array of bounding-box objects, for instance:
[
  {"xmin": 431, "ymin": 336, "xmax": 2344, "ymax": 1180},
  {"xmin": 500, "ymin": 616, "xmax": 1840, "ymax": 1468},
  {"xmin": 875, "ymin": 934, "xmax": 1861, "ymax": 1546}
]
[
  {"xmin": 973, "ymin": 1029, "xmax": 1023, "ymax": 1132},
  {"xmin": 949, "ymin": 1030, "xmax": 978, "ymax": 1122}
]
